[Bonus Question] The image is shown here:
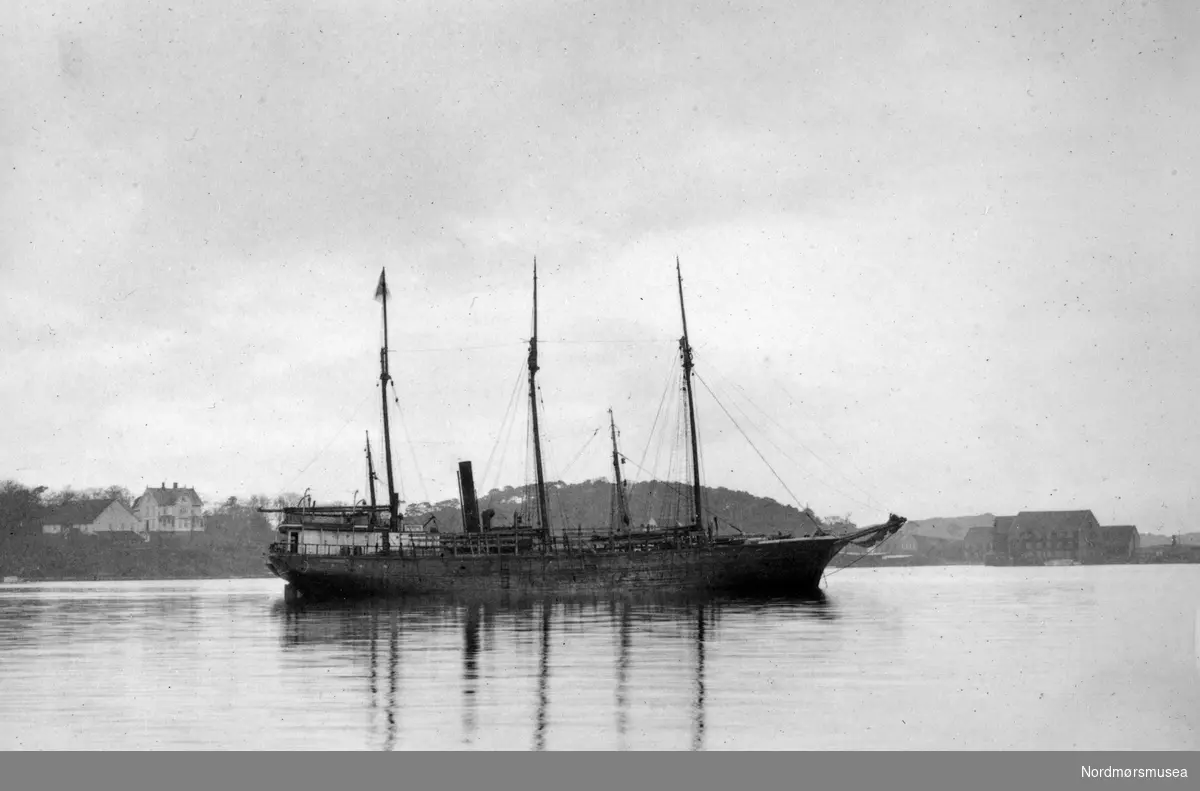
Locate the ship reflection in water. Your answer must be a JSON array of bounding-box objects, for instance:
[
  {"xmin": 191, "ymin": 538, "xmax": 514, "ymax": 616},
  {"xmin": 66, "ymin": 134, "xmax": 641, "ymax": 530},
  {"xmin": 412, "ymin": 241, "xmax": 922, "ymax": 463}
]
[
  {"xmin": 5, "ymin": 569, "xmax": 1198, "ymax": 750},
  {"xmin": 272, "ymin": 593, "xmax": 838, "ymax": 751}
]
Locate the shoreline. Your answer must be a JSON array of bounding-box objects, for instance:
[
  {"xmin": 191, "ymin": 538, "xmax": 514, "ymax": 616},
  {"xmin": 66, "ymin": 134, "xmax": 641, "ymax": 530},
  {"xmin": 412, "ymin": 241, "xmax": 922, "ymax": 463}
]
[
  {"xmin": 6, "ymin": 562, "xmax": 1199, "ymax": 586},
  {"xmin": 0, "ymin": 573, "xmax": 275, "ymax": 583}
]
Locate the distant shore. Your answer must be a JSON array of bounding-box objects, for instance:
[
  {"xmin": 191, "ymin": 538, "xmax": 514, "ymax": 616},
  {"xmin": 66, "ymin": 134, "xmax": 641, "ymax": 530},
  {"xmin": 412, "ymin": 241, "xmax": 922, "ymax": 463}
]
[
  {"xmin": 2, "ymin": 573, "xmax": 274, "ymax": 583},
  {"xmin": 830, "ymin": 553, "xmax": 1199, "ymax": 568},
  {"xmin": 0, "ymin": 532, "xmax": 275, "ymax": 583}
]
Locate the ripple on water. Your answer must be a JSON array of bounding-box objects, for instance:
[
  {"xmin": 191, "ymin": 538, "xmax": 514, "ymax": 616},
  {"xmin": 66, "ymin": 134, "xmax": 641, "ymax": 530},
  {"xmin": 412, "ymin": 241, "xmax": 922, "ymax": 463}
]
[{"xmin": 0, "ymin": 568, "xmax": 1197, "ymax": 750}]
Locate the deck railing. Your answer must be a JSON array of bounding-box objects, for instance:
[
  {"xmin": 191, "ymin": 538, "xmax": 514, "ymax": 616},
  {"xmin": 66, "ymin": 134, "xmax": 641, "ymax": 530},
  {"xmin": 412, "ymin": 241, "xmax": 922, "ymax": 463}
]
[
  {"xmin": 268, "ymin": 526, "xmax": 712, "ymax": 559},
  {"xmin": 268, "ymin": 541, "xmax": 445, "ymax": 558}
]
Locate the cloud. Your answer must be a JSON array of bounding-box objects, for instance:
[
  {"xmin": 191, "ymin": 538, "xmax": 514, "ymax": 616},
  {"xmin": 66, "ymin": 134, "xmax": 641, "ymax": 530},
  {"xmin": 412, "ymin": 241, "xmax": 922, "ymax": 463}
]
[{"xmin": 2, "ymin": 0, "xmax": 1198, "ymax": 531}]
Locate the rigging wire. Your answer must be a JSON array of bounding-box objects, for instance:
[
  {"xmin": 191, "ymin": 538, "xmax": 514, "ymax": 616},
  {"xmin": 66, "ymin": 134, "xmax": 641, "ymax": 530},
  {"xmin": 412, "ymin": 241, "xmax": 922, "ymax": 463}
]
[
  {"xmin": 521, "ymin": 399, "xmax": 533, "ymax": 527},
  {"xmin": 618, "ymin": 451, "xmax": 677, "ymax": 527},
  {"xmin": 667, "ymin": 384, "xmax": 690, "ymax": 525},
  {"xmin": 478, "ymin": 360, "xmax": 527, "ymax": 499},
  {"xmin": 688, "ymin": 368, "xmax": 710, "ymax": 527},
  {"xmin": 824, "ymin": 536, "xmax": 895, "ymax": 578},
  {"xmin": 635, "ymin": 358, "xmax": 679, "ymax": 479},
  {"xmin": 389, "ymin": 380, "xmax": 430, "ymax": 505},
  {"xmin": 721, "ymin": 374, "xmax": 884, "ymax": 510},
  {"xmin": 616, "ymin": 453, "xmax": 664, "ymax": 481},
  {"xmin": 616, "ymin": 452, "xmax": 697, "ymax": 526},
  {"xmin": 694, "ymin": 373, "xmax": 809, "ymax": 515},
  {"xmin": 772, "ymin": 377, "xmax": 877, "ymax": 496},
  {"xmin": 536, "ymin": 384, "xmax": 571, "ymax": 536},
  {"xmin": 386, "ymin": 342, "xmax": 525, "ymax": 354},
  {"xmin": 697, "ymin": 411, "xmax": 711, "ymax": 528},
  {"xmin": 382, "ymin": 390, "xmax": 405, "ymax": 506},
  {"xmin": 388, "ymin": 338, "xmax": 675, "ymax": 354},
  {"xmin": 702, "ymin": 371, "xmax": 889, "ymax": 515},
  {"xmin": 558, "ymin": 427, "xmax": 602, "ymax": 480},
  {"xmin": 280, "ymin": 387, "xmax": 377, "ymax": 495},
  {"xmin": 540, "ymin": 338, "xmax": 676, "ymax": 346},
  {"xmin": 706, "ymin": 374, "xmax": 823, "ymax": 492},
  {"xmin": 536, "ymin": 385, "xmax": 557, "ymax": 530},
  {"xmin": 480, "ymin": 384, "xmax": 528, "ymax": 520},
  {"xmin": 633, "ymin": 360, "xmax": 683, "ymax": 525}
]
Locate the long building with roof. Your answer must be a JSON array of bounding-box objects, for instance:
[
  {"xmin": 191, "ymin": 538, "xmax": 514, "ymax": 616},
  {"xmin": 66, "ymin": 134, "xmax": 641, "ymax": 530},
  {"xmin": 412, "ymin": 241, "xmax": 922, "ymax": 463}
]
[
  {"xmin": 998, "ymin": 510, "xmax": 1104, "ymax": 565},
  {"xmin": 41, "ymin": 498, "xmax": 141, "ymax": 536},
  {"xmin": 1100, "ymin": 525, "xmax": 1139, "ymax": 561}
]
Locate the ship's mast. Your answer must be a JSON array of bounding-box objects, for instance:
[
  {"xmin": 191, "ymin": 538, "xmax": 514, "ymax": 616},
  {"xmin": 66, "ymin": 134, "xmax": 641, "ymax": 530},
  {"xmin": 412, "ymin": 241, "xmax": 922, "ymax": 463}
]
[
  {"xmin": 677, "ymin": 258, "xmax": 703, "ymax": 529},
  {"xmin": 609, "ymin": 407, "xmax": 630, "ymax": 533},
  {"xmin": 376, "ymin": 268, "xmax": 399, "ymax": 528},
  {"xmin": 528, "ymin": 259, "xmax": 551, "ymax": 541},
  {"xmin": 365, "ymin": 432, "xmax": 378, "ymax": 516}
]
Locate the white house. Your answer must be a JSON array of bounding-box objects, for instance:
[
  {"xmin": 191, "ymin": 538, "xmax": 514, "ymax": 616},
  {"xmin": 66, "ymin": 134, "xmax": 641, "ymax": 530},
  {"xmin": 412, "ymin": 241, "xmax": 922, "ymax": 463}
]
[
  {"xmin": 878, "ymin": 528, "xmax": 919, "ymax": 554},
  {"xmin": 41, "ymin": 498, "xmax": 141, "ymax": 536},
  {"xmin": 133, "ymin": 483, "xmax": 205, "ymax": 533}
]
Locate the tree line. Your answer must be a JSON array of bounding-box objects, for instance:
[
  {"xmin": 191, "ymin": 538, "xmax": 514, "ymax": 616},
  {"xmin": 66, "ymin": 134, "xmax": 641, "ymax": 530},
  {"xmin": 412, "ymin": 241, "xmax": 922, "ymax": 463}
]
[
  {"xmin": 0, "ymin": 477, "xmax": 857, "ymax": 581},
  {"xmin": 0, "ymin": 481, "xmax": 287, "ymax": 580}
]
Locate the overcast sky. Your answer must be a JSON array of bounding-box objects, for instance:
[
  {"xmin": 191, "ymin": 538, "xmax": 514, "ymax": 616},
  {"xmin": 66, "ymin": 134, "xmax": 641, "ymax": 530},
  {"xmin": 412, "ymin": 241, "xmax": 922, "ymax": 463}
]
[{"xmin": 3, "ymin": 0, "xmax": 1197, "ymax": 533}]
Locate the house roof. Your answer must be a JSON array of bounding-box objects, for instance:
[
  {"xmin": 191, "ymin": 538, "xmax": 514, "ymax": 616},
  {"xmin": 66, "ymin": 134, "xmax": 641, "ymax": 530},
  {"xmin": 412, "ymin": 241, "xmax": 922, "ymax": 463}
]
[
  {"xmin": 41, "ymin": 498, "xmax": 118, "ymax": 526},
  {"xmin": 915, "ymin": 534, "xmax": 958, "ymax": 548},
  {"xmin": 993, "ymin": 516, "xmax": 1016, "ymax": 535},
  {"xmin": 136, "ymin": 486, "xmax": 203, "ymax": 508},
  {"xmin": 964, "ymin": 525, "xmax": 992, "ymax": 546},
  {"xmin": 904, "ymin": 514, "xmax": 994, "ymax": 540},
  {"xmin": 1101, "ymin": 525, "xmax": 1138, "ymax": 543},
  {"xmin": 1012, "ymin": 510, "xmax": 1098, "ymax": 534}
]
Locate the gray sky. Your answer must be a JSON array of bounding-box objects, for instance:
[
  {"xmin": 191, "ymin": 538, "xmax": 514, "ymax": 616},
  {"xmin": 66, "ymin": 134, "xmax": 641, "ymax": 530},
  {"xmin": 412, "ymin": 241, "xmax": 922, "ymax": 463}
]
[{"xmin": 3, "ymin": 0, "xmax": 1197, "ymax": 533}]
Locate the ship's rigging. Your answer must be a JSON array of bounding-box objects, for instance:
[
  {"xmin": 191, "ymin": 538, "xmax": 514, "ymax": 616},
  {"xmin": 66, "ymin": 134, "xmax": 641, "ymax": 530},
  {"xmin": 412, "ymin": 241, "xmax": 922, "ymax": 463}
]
[
  {"xmin": 262, "ymin": 264, "xmax": 908, "ymax": 601},
  {"xmin": 279, "ymin": 260, "xmax": 893, "ymax": 539}
]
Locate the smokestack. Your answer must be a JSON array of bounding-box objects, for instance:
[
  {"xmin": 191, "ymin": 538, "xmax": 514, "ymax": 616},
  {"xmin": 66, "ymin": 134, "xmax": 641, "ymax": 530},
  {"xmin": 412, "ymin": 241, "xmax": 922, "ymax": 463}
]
[
  {"xmin": 173, "ymin": 482, "xmax": 178, "ymax": 489},
  {"xmin": 457, "ymin": 461, "xmax": 481, "ymax": 534}
]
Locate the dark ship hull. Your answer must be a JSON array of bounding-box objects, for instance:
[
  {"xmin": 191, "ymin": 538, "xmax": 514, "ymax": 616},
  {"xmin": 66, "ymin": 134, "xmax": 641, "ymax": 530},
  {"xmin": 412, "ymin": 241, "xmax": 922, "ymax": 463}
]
[{"xmin": 265, "ymin": 535, "xmax": 848, "ymax": 602}]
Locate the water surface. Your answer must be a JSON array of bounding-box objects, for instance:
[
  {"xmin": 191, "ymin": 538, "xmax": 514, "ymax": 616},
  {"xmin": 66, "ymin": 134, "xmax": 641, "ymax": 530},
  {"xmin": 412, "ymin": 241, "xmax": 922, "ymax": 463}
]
[{"xmin": 1, "ymin": 566, "xmax": 1197, "ymax": 750}]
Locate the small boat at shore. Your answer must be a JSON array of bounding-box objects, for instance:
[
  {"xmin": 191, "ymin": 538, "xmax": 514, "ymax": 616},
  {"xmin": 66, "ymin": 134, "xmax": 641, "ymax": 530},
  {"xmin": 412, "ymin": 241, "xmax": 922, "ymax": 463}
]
[
  {"xmin": 263, "ymin": 263, "xmax": 905, "ymax": 602},
  {"xmin": 1043, "ymin": 559, "xmax": 1081, "ymax": 567}
]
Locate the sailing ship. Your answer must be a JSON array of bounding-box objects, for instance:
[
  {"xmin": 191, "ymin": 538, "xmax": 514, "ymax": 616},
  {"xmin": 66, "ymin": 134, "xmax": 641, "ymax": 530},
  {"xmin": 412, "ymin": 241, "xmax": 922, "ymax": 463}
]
[{"xmin": 263, "ymin": 263, "xmax": 905, "ymax": 602}]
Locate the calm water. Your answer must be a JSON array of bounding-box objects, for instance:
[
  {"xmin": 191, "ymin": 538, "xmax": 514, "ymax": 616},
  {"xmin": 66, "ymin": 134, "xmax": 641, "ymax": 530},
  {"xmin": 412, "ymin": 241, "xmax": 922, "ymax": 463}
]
[{"xmin": 1, "ymin": 566, "xmax": 1197, "ymax": 751}]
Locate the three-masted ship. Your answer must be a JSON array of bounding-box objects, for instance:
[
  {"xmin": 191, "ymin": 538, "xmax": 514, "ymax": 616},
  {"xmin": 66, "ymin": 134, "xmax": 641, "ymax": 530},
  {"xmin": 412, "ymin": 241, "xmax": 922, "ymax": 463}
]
[{"xmin": 264, "ymin": 264, "xmax": 905, "ymax": 602}]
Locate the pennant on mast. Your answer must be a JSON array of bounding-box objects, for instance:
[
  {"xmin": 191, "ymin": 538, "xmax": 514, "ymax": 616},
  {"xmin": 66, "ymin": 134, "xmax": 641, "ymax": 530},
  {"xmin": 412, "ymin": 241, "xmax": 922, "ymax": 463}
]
[{"xmin": 374, "ymin": 269, "xmax": 390, "ymax": 302}]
